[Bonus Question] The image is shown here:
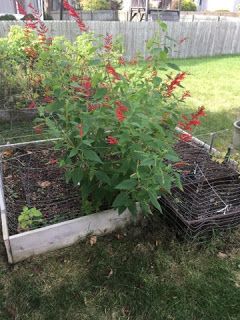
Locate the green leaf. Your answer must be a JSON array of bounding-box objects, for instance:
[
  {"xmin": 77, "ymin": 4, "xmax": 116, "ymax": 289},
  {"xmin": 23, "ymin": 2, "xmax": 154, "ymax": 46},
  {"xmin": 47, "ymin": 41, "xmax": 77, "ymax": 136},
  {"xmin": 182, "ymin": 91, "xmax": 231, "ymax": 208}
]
[
  {"xmin": 112, "ymin": 192, "xmax": 129, "ymax": 207},
  {"xmin": 165, "ymin": 153, "xmax": 180, "ymax": 162},
  {"xmin": 69, "ymin": 148, "xmax": 78, "ymax": 158},
  {"xmin": 140, "ymin": 158, "xmax": 155, "ymax": 166},
  {"xmin": 158, "ymin": 20, "xmax": 167, "ymax": 31},
  {"xmin": 96, "ymin": 171, "xmax": 111, "ymax": 185},
  {"xmin": 94, "ymin": 88, "xmax": 107, "ymax": 100},
  {"xmin": 72, "ymin": 167, "xmax": 84, "ymax": 185},
  {"xmin": 115, "ymin": 179, "xmax": 137, "ymax": 190},
  {"xmin": 83, "ymin": 149, "xmax": 102, "ymax": 163},
  {"xmin": 153, "ymin": 77, "xmax": 162, "ymax": 86},
  {"xmin": 167, "ymin": 63, "xmax": 181, "ymax": 71},
  {"xmin": 148, "ymin": 190, "xmax": 162, "ymax": 212}
]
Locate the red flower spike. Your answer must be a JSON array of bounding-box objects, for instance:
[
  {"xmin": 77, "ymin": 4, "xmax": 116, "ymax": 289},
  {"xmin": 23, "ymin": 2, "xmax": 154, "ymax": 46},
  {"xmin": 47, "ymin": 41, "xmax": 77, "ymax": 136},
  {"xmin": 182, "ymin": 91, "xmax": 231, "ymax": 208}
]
[
  {"xmin": 178, "ymin": 107, "xmax": 206, "ymax": 136},
  {"xmin": 104, "ymin": 33, "xmax": 112, "ymax": 51},
  {"xmin": 63, "ymin": 0, "xmax": 88, "ymax": 32},
  {"xmin": 106, "ymin": 64, "xmax": 121, "ymax": 81},
  {"xmin": 28, "ymin": 3, "xmax": 48, "ymax": 36},
  {"xmin": 181, "ymin": 90, "xmax": 191, "ymax": 100},
  {"xmin": 115, "ymin": 101, "xmax": 128, "ymax": 122},
  {"xmin": 107, "ymin": 136, "xmax": 118, "ymax": 145},
  {"xmin": 16, "ymin": 1, "xmax": 27, "ymax": 15},
  {"xmin": 195, "ymin": 106, "xmax": 206, "ymax": 117},
  {"xmin": 166, "ymin": 72, "xmax": 186, "ymax": 97},
  {"xmin": 76, "ymin": 124, "xmax": 84, "ymax": 137}
]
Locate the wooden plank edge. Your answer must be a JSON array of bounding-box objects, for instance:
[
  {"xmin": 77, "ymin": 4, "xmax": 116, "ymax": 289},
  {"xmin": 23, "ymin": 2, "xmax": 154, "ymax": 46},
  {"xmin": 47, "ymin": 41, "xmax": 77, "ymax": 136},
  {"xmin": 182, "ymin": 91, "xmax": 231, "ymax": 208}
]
[
  {"xmin": 9, "ymin": 206, "xmax": 141, "ymax": 263},
  {"xmin": 0, "ymin": 159, "xmax": 13, "ymax": 263},
  {"xmin": 176, "ymin": 127, "xmax": 238, "ymax": 168}
]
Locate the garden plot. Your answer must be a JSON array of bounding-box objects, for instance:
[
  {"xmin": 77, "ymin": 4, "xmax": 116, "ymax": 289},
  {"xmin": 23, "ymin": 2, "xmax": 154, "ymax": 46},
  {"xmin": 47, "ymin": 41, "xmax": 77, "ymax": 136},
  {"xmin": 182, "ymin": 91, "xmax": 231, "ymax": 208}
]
[
  {"xmin": 1, "ymin": 137, "xmax": 239, "ymax": 263},
  {"xmin": 0, "ymin": 142, "xmax": 139, "ymax": 263}
]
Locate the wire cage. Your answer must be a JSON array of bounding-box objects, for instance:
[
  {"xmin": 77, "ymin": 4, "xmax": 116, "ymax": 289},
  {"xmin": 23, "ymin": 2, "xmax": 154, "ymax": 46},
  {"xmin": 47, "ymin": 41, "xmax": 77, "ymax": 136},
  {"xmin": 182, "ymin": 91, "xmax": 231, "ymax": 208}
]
[{"xmin": 160, "ymin": 137, "xmax": 240, "ymax": 239}]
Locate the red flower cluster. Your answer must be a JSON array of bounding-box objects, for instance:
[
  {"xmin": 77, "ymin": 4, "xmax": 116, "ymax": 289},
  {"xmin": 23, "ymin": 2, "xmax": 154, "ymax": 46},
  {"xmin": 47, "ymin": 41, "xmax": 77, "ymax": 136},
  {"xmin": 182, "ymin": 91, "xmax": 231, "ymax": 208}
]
[
  {"xmin": 107, "ymin": 136, "xmax": 118, "ymax": 145},
  {"xmin": 178, "ymin": 106, "xmax": 206, "ymax": 132},
  {"xmin": 28, "ymin": 101, "xmax": 36, "ymax": 109},
  {"xmin": 28, "ymin": 3, "xmax": 48, "ymax": 36},
  {"xmin": 48, "ymin": 159, "xmax": 58, "ymax": 165},
  {"xmin": 81, "ymin": 78, "xmax": 92, "ymax": 97},
  {"xmin": 104, "ymin": 33, "xmax": 112, "ymax": 51},
  {"xmin": 166, "ymin": 72, "xmax": 186, "ymax": 97},
  {"xmin": 181, "ymin": 90, "xmax": 191, "ymax": 100},
  {"xmin": 43, "ymin": 96, "xmax": 54, "ymax": 104},
  {"xmin": 115, "ymin": 101, "xmax": 128, "ymax": 122},
  {"xmin": 178, "ymin": 106, "xmax": 206, "ymax": 142},
  {"xmin": 34, "ymin": 125, "xmax": 43, "ymax": 134},
  {"xmin": 63, "ymin": 0, "xmax": 87, "ymax": 32},
  {"xmin": 106, "ymin": 64, "xmax": 121, "ymax": 81},
  {"xmin": 87, "ymin": 103, "xmax": 101, "ymax": 112},
  {"xmin": 72, "ymin": 77, "xmax": 92, "ymax": 97},
  {"xmin": 24, "ymin": 47, "xmax": 38, "ymax": 59}
]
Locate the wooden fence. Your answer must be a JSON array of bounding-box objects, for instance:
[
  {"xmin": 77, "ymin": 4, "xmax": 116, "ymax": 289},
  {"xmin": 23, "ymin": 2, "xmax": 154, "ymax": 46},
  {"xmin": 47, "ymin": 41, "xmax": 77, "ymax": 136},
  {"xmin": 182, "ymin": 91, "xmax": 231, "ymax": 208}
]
[{"xmin": 0, "ymin": 20, "xmax": 240, "ymax": 58}]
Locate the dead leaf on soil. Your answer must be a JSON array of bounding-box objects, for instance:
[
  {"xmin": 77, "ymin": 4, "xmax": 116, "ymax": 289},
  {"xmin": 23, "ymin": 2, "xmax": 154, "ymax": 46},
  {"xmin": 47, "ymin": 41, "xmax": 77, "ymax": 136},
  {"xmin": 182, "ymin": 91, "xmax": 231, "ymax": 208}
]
[
  {"xmin": 37, "ymin": 181, "xmax": 51, "ymax": 188},
  {"xmin": 107, "ymin": 268, "xmax": 113, "ymax": 278},
  {"xmin": 3, "ymin": 149, "xmax": 14, "ymax": 158},
  {"xmin": 89, "ymin": 235, "xmax": 97, "ymax": 246},
  {"xmin": 217, "ymin": 252, "xmax": 228, "ymax": 259}
]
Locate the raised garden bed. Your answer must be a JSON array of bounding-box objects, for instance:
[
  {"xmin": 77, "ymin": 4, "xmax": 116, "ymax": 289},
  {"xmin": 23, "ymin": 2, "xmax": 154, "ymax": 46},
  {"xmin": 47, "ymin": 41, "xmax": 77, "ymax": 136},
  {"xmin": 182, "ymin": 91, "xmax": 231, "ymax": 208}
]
[
  {"xmin": 0, "ymin": 142, "xmax": 140, "ymax": 263},
  {"xmin": 1, "ymin": 135, "xmax": 239, "ymax": 263}
]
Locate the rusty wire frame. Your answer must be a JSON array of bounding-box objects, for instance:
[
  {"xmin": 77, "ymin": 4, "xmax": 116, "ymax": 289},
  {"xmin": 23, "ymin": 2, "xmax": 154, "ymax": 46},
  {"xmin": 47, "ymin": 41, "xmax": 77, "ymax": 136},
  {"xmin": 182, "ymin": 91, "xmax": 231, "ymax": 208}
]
[{"xmin": 160, "ymin": 140, "xmax": 240, "ymax": 238}]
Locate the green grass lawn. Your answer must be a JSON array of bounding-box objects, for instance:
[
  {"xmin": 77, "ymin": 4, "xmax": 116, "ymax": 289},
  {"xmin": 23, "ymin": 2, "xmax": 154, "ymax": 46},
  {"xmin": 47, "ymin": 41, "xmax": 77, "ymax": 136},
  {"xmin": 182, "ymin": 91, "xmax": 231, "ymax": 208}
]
[
  {"xmin": 172, "ymin": 55, "xmax": 240, "ymax": 148},
  {"xmin": 0, "ymin": 55, "xmax": 240, "ymax": 320}
]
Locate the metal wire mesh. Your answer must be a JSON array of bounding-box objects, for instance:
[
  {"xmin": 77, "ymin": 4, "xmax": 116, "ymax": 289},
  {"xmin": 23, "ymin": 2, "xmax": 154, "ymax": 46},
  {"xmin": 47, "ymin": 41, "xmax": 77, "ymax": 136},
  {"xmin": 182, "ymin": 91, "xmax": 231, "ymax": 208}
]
[{"xmin": 161, "ymin": 139, "xmax": 240, "ymax": 239}]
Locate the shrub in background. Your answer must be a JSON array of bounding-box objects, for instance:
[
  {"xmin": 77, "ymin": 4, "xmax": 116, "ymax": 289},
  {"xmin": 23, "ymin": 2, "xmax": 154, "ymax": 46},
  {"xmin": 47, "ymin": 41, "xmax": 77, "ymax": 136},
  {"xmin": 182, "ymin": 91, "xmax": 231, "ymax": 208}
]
[
  {"xmin": 80, "ymin": 0, "xmax": 111, "ymax": 10},
  {"xmin": 181, "ymin": 0, "xmax": 197, "ymax": 11},
  {"xmin": 0, "ymin": 14, "xmax": 17, "ymax": 20}
]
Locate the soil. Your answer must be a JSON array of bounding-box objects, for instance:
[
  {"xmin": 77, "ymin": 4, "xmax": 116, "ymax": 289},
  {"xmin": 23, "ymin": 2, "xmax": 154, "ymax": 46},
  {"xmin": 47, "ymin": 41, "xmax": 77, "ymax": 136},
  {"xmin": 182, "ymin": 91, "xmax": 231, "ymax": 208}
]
[{"xmin": 2, "ymin": 144, "xmax": 83, "ymax": 235}]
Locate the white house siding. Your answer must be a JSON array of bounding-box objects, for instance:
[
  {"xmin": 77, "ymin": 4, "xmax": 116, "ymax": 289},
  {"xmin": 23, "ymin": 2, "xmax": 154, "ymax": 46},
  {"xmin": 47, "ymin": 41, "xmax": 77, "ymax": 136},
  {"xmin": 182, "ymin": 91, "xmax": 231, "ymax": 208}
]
[
  {"xmin": 0, "ymin": 0, "xmax": 16, "ymax": 13},
  {"xmin": 197, "ymin": 0, "xmax": 240, "ymax": 12}
]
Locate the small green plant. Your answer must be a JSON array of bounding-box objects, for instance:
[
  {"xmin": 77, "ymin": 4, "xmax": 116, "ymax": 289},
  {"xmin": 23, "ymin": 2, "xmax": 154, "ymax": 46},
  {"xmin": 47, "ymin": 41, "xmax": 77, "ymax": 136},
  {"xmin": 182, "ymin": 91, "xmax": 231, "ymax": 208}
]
[
  {"xmin": 181, "ymin": 0, "xmax": 197, "ymax": 11},
  {"xmin": 0, "ymin": 14, "xmax": 16, "ymax": 20},
  {"xmin": 18, "ymin": 207, "xmax": 44, "ymax": 231}
]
